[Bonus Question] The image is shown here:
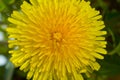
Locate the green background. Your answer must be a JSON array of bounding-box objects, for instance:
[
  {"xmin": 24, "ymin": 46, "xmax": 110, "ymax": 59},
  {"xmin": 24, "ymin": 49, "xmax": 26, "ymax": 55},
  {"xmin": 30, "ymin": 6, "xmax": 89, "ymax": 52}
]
[{"xmin": 0, "ymin": 0, "xmax": 120, "ymax": 80}]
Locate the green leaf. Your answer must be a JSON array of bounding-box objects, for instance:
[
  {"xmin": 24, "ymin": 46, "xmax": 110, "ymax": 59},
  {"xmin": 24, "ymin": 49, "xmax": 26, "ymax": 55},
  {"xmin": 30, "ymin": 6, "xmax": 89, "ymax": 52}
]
[
  {"xmin": 0, "ymin": 1, "xmax": 6, "ymax": 12},
  {"xmin": 0, "ymin": 66, "xmax": 5, "ymax": 80},
  {"xmin": 97, "ymin": 55, "xmax": 120, "ymax": 76},
  {"xmin": 4, "ymin": 0, "xmax": 15, "ymax": 4},
  {"xmin": 5, "ymin": 61, "xmax": 14, "ymax": 80},
  {"xmin": 108, "ymin": 42, "xmax": 120, "ymax": 55}
]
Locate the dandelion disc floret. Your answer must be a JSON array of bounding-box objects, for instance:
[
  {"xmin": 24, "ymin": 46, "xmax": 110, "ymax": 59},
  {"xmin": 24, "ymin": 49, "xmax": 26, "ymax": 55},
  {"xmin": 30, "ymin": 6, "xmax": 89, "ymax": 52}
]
[{"xmin": 7, "ymin": 0, "xmax": 107, "ymax": 80}]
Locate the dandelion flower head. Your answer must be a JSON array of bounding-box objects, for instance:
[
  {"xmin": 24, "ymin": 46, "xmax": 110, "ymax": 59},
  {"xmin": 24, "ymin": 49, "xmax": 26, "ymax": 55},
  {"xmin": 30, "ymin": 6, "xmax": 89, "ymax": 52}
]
[{"xmin": 7, "ymin": 0, "xmax": 107, "ymax": 80}]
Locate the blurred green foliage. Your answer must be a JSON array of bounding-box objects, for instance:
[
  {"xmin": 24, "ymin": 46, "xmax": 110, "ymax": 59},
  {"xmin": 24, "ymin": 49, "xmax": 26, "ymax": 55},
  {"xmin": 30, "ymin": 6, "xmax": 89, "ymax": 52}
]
[{"xmin": 0, "ymin": 0, "xmax": 120, "ymax": 80}]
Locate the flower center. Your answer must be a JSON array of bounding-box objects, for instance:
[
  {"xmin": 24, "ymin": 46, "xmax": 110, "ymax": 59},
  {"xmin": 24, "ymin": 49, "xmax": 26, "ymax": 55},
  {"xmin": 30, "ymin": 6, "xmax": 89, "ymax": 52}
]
[{"xmin": 53, "ymin": 32, "xmax": 62, "ymax": 42}]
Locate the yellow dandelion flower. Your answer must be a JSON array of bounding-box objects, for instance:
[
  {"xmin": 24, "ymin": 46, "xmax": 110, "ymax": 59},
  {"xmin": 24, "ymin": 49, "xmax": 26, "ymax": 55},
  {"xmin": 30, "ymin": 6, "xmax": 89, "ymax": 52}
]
[{"xmin": 7, "ymin": 0, "xmax": 107, "ymax": 80}]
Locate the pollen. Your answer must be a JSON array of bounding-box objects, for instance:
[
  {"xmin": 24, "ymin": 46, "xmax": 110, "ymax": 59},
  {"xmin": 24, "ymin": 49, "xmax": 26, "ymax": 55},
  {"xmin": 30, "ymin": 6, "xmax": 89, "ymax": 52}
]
[{"xmin": 53, "ymin": 32, "xmax": 62, "ymax": 42}]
